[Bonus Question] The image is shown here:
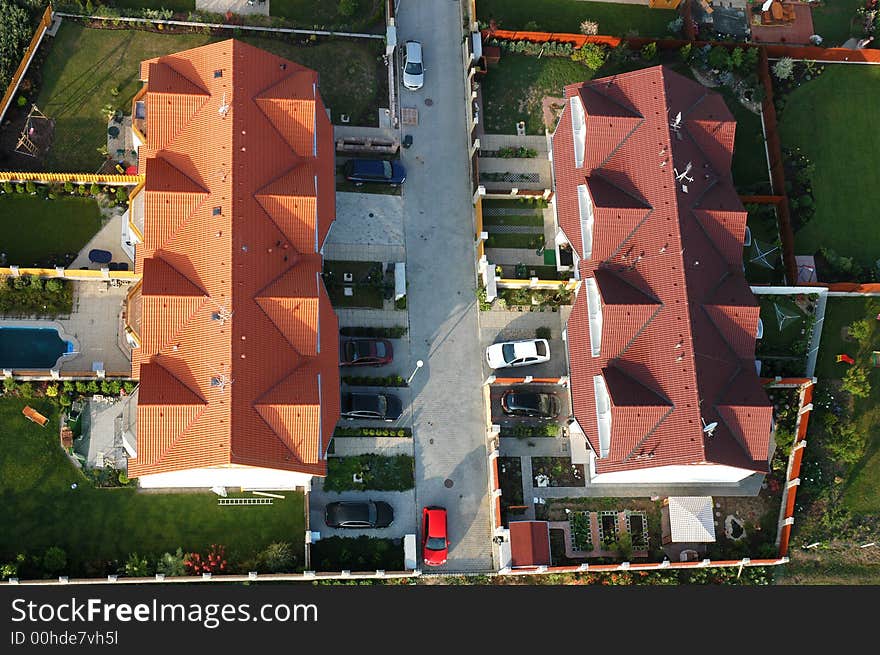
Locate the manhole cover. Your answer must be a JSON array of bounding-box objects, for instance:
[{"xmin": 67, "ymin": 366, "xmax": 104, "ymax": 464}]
[
  {"xmin": 429, "ymin": 438, "xmax": 434, "ymax": 445},
  {"xmin": 424, "ymin": 98, "xmax": 433, "ymax": 106},
  {"xmin": 368, "ymin": 212, "xmax": 374, "ymax": 217},
  {"xmin": 444, "ymin": 478, "xmax": 454, "ymax": 488}
]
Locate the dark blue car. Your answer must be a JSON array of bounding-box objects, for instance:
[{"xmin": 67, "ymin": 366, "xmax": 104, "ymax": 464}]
[{"xmin": 344, "ymin": 159, "xmax": 406, "ymax": 186}]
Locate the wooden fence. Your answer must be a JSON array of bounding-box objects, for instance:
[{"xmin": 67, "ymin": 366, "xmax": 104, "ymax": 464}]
[{"xmin": 0, "ymin": 6, "xmax": 53, "ymax": 125}]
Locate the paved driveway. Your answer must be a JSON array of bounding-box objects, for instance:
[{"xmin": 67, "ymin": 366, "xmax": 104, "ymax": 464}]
[
  {"xmin": 309, "ymin": 487, "xmax": 418, "ymax": 541},
  {"xmin": 489, "ymin": 383, "xmax": 572, "ymax": 428},
  {"xmin": 396, "ymin": 2, "xmax": 493, "ymax": 572}
]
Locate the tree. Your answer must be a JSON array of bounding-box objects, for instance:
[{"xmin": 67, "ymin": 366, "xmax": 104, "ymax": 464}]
[
  {"xmin": 571, "ymin": 43, "xmax": 607, "ymax": 70},
  {"xmin": 0, "ymin": 0, "xmax": 32, "ymax": 91},
  {"xmin": 842, "ymin": 365, "xmax": 871, "ymax": 399},
  {"xmin": 42, "ymin": 547, "xmax": 67, "ymax": 576},
  {"xmin": 257, "ymin": 542, "xmax": 297, "ymax": 573},
  {"xmin": 773, "ymin": 57, "xmax": 795, "ymax": 80}
]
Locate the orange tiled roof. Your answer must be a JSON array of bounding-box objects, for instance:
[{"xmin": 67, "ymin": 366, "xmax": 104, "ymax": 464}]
[{"xmin": 128, "ymin": 40, "xmax": 339, "ymax": 479}]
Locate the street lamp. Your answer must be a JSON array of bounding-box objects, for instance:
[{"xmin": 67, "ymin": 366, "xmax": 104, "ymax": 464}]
[{"xmin": 407, "ymin": 359, "xmax": 424, "ymax": 385}]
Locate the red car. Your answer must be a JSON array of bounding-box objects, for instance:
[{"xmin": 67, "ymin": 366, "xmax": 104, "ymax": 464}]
[
  {"xmin": 339, "ymin": 338, "xmax": 393, "ymax": 367},
  {"xmin": 421, "ymin": 506, "xmax": 449, "ymax": 567}
]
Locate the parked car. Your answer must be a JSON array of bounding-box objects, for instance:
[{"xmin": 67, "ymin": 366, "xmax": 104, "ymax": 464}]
[
  {"xmin": 325, "ymin": 500, "xmax": 394, "ymax": 529},
  {"xmin": 485, "ymin": 338, "xmax": 550, "ymax": 369},
  {"xmin": 339, "ymin": 338, "xmax": 394, "ymax": 367},
  {"xmin": 340, "ymin": 392, "xmax": 403, "ymax": 421},
  {"xmin": 501, "ymin": 390, "xmax": 560, "ymax": 419},
  {"xmin": 402, "ymin": 40, "xmax": 424, "ymax": 91},
  {"xmin": 421, "ymin": 506, "xmax": 448, "ymax": 567},
  {"xmin": 343, "ymin": 158, "xmax": 406, "ymax": 186}
]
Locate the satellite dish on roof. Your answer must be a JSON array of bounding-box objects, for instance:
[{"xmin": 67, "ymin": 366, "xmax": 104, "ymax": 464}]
[{"xmin": 702, "ymin": 418, "xmax": 719, "ymax": 437}]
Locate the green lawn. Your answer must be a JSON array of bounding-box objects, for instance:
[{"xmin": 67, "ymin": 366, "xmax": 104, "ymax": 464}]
[
  {"xmin": 36, "ymin": 23, "xmax": 214, "ymax": 172},
  {"xmin": 482, "ymin": 54, "xmax": 595, "ymax": 134},
  {"xmin": 270, "ymin": 0, "xmax": 385, "ymax": 31},
  {"xmin": 482, "ymin": 214, "xmax": 544, "ymax": 227},
  {"xmin": 714, "ymin": 85, "xmax": 769, "ymax": 191},
  {"xmin": 0, "ymin": 195, "xmax": 102, "ymax": 266},
  {"xmin": 239, "ymin": 36, "xmax": 385, "ymax": 126},
  {"xmin": 477, "ymin": 0, "xmax": 677, "ymax": 38},
  {"xmin": 810, "ymin": 0, "xmax": 863, "ymax": 47},
  {"xmin": 744, "ymin": 204, "xmax": 785, "ymax": 284},
  {"xmin": 779, "ymin": 65, "xmax": 880, "ymax": 267},
  {"xmin": 35, "ymin": 24, "xmax": 384, "ymax": 172},
  {"xmin": 811, "ymin": 296, "xmax": 880, "ymax": 514},
  {"xmin": 0, "ymin": 397, "xmax": 305, "ymax": 577},
  {"xmin": 485, "ymin": 232, "xmax": 545, "ymax": 249}
]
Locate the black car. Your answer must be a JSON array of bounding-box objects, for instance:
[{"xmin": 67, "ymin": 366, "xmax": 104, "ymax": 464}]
[
  {"xmin": 501, "ymin": 390, "xmax": 560, "ymax": 419},
  {"xmin": 343, "ymin": 158, "xmax": 406, "ymax": 186},
  {"xmin": 340, "ymin": 392, "xmax": 403, "ymax": 421},
  {"xmin": 325, "ymin": 501, "xmax": 394, "ymax": 529}
]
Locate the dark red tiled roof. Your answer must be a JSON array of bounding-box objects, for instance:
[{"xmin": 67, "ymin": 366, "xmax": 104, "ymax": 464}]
[{"xmin": 553, "ymin": 66, "xmax": 772, "ymax": 475}]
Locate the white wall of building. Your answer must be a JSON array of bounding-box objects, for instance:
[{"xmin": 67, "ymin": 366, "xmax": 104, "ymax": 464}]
[
  {"xmin": 590, "ymin": 463, "xmax": 758, "ymax": 485},
  {"xmin": 136, "ymin": 466, "xmax": 315, "ymax": 490}
]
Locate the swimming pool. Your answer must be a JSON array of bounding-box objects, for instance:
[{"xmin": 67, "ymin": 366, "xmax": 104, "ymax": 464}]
[{"xmin": 0, "ymin": 327, "xmax": 74, "ymax": 369}]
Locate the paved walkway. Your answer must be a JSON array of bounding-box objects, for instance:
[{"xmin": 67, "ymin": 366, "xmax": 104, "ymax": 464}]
[
  {"xmin": 397, "ymin": 1, "xmax": 493, "ymax": 572},
  {"xmin": 196, "ymin": 0, "xmax": 269, "ymax": 16}
]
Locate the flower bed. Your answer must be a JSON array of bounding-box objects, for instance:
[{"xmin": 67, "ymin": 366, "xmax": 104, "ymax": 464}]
[
  {"xmin": 569, "ymin": 511, "xmax": 593, "ymax": 551},
  {"xmin": 324, "ymin": 454, "xmax": 414, "ymax": 492},
  {"xmin": 332, "ymin": 426, "xmax": 411, "ymax": 438}
]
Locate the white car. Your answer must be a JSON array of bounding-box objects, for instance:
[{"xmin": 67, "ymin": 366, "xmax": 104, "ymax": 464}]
[
  {"xmin": 402, "ymin": 40, "xmax": 424, "ymax": 91},
  {"xmin": 486, "ymin": 339, "xmax": 550, "ymax": 370}
]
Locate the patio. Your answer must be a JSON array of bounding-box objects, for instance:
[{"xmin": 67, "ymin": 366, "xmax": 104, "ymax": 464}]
[
  {"xmin": 750, "ymin": 2, "xmax": 816, "ymax": 44},
  {"xmin": 73, "ymin": 396, "xmax": 129, "ymax": 471},
  {"xmin": 57, "ymin": 281, "xmax": 132, "ymax": 375}
]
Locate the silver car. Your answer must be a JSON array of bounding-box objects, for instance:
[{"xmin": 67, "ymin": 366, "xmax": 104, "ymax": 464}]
[{"xmin": 403, "ymin": 40, "xmax": 424, "ymax": 91}]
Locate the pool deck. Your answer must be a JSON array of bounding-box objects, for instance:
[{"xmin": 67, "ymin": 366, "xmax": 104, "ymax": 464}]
[{"xmin": 59, "ymin": 281, "xmax": 132, "ymax": 376}]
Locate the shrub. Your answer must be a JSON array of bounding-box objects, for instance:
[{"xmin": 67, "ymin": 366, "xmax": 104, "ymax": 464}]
[
  {"xmin": 773, "ymin": 57, "xmax": 795, "ymax": 80},
  {"xmin": 338, "ymin": 0, "xmax": 358, "ymax": 18},
  {"xmin": 667, "ymin": 16, "xmax": 684, "ymax": 34},
  {"xmin": 25, "ymin": 181, "xmax": 35, "ymax": 194},
  {"xmin": 15, "ymin": 183, "xmax": 25, "ymax": 194},
  {"xmin": 42, "ymin": 547, "xmax": 67, "ymax": 576},
  {"xmin": 730, "ymin": 47, "xmax": 745, "ymax": 70},
  {"xmin": 708, "ymin": 45, "xmax": 731, "ymax": 71},
  {"xmin": 89, "ymin": 183, "xmax": 100, "ymax": 196},
  {"xmin": 2, "ymin": 181, "xmax": 11, "ymax": 194},
  {"xmin": 256, "ymin": 542, "xmax": 297, "ymax": 573},
  {"xmin": 185, "ymin": 544, "xmax": 227, "ymax": 575},
  {"xmin": 640, "ymin": 42, "xmax": 658, "ymax": 61},
  {"xmin": 572, "ymin": 43, "xmax": 607, "ymax": 70},
  {"xmin": 535, "ymin": 326, "xmax": 552, "ymax": 340},
  {"xmin": 679, "ymin": 43, "xmax": 693, "ymax": 62},
  {"xmin": 744, "ymin": 47, "xmax": 759, "ymax": 72},
  {"xmin": 45, "ymin": 384, "xmax": 58, "ymax": 397},
  {"xmin": 156, "ymin": 548, "xmax": 186, "ymax": 577},
  {"xmin": 64, "ymin": 181, "xmax": 74, "ymax": 194},
  {"xmin": 579, "ymin": 20, "xmax": 599, "ymax": 36},
  {"xmin": 118, "ymin": 471, "xmax": 129, "ymax": 485},
  {"xmin": 45, "ymin": 278, "xmax": 63, "ymax": 292},
  {"xmin": 116, "ymin": 187, "xmax": 128, "ymax": 203},
  {"xmin": 17, "ymin": 95, "xmax": 27, "ymax": 107},
  {"xmin": 124, "ymin": 553, "xmax": 150, "ymax": 577}
]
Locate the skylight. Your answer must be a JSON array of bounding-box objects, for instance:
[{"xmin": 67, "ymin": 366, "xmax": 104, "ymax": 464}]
[
  {"xmin": 593, "ymin": 374, "xmax": 612, "ymax": 459},
  {"xmin": 577, "ymin": 184, "xmax": 594, "ymax": 260},
  {"xmin": 584, "ymin": 277, "xmax": 602, "ymax": 357},
  {"xmin": 570, "ymin": 95, "xmax": 586, "ymax": 169}
]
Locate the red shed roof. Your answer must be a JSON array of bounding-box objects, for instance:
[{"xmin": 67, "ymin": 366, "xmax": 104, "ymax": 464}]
[
  {"xmin": 552, "ymin": 66, "xmax": 771, "ymax": 476},
  {"xmin": 128, "ymin": 40, "xmax": 339, "ymax": 479},
  {"xmin": 509, "ymin": 521, "xmax": 552, "ymax": 567}
]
